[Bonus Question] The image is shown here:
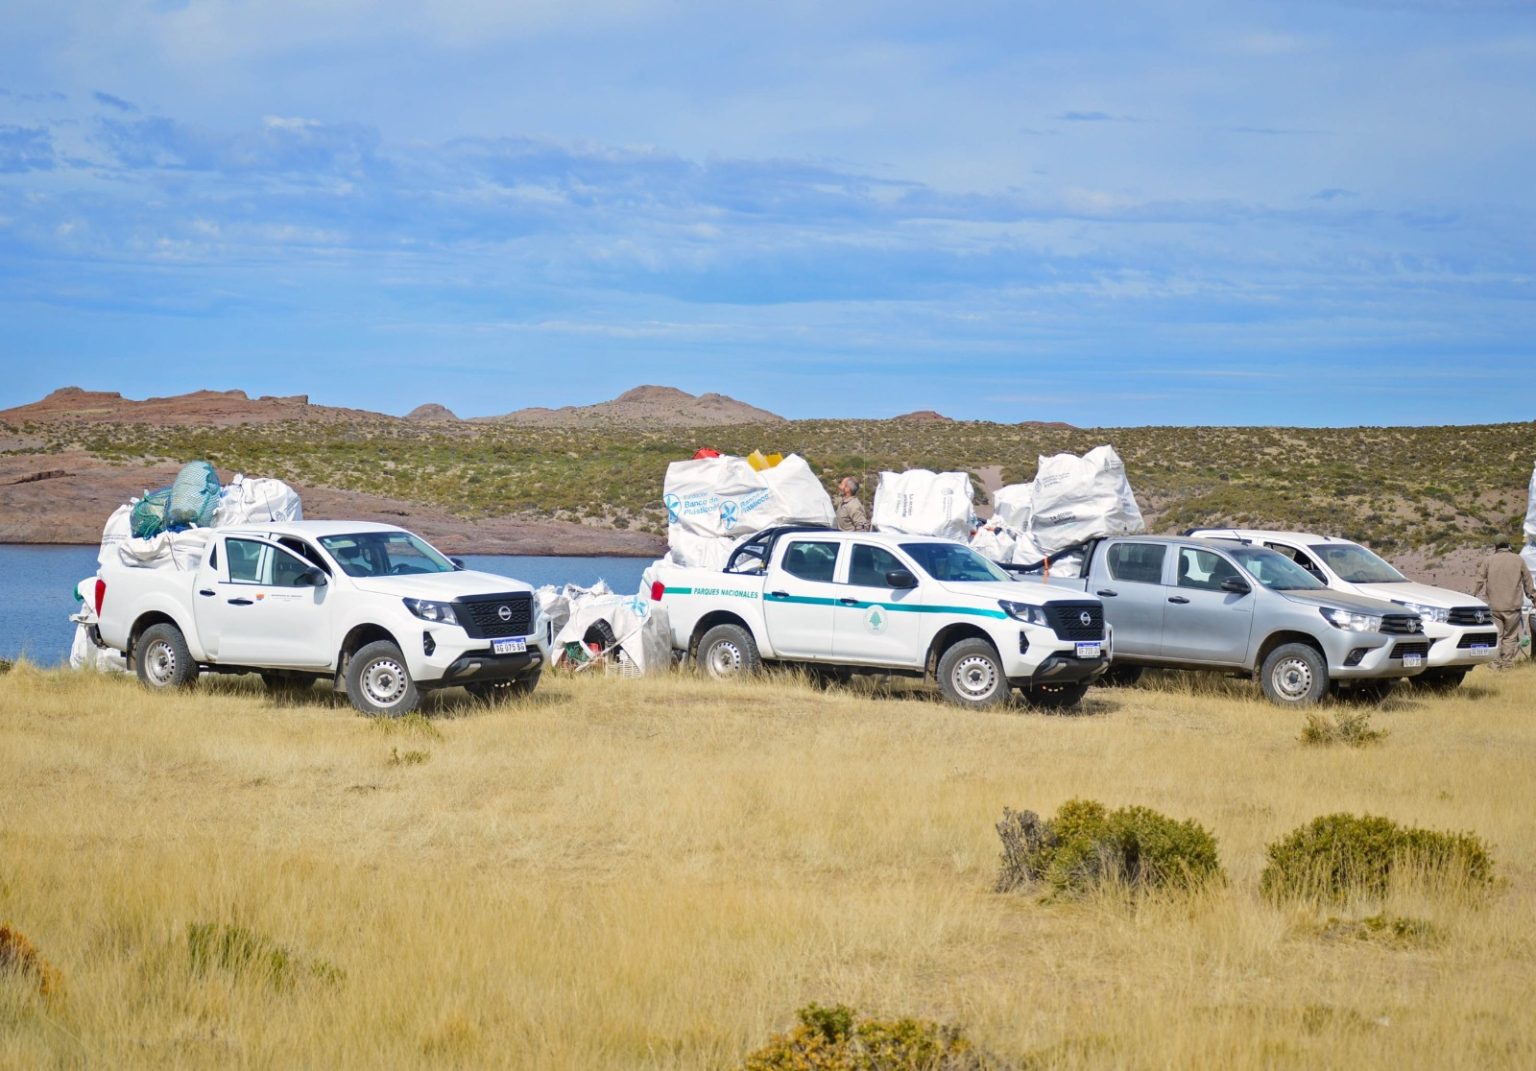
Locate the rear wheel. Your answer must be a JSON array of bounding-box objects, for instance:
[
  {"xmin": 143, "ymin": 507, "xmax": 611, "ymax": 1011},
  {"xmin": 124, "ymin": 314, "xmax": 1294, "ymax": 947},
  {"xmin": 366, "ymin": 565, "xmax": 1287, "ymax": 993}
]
[
  {"xmin": 1023, "ymin": 680, "xmax": 1090, "ymax": 710},
  {"xmin": 1410, "ymin": 668, "xmax": 1467, "ymax": 692},
  {"xmin": 1259, "ymin": 643, "xmax": 1329, "ymax": 706},
  {"xmin": 695, "ymin": 624, "xmax": 761, "ymax": 680},
  {"xmin": 136, "ymin": 623, "xmax": 198, "ymax": 690},
  {"xmin": 466, "ymin": 672, "xmax": 541, "ymax": 703},
  {"xmin": 936, "ymin": 638, "xmax": 1009, "ymax": 709},
  {"xmin": 346, "ymin": 640, "xmax": 419, "ymax": 717}
]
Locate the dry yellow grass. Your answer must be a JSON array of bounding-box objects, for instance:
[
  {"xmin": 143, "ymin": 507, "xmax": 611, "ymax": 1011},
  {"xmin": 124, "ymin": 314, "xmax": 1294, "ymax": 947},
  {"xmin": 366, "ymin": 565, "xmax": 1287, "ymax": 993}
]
[{"xmin": 2, "ymin": 663, "xmax": 1534, "ymax": 1068}]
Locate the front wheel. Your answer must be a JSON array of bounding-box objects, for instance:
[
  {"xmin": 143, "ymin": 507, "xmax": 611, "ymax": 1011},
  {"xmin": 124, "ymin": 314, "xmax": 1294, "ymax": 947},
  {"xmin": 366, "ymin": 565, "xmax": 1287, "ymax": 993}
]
[
  {"xmin": 1022, "ymin": 680, "xmax": 1090, "ymax": 710},
  {"xmin": 346, "ymin": 640, "xmax": 420, "ymax": 717},
  {"xmin": 694, "ymin": 624, "xmax": 761, "ymax": 680},
  {"xmin": 136, "ymin": 623, "xmax": 198, "ymax": 690},
  {"xmin": 466, "ymin": 672, "xmax": 541, "ymax": 703},
  {"xmin": 1259, "ymin": 642, "xmax": 1329, "ymax": 706},
  {"xmin": 936, "ymin": 638, "xmax": 1009, "ymax": 709}
]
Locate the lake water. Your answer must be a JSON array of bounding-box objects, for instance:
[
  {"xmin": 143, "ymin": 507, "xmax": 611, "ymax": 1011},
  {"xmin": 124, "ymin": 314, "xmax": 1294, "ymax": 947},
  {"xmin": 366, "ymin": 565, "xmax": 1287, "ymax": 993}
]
[{"xmin": 0, "ymin": 545, "xmax": 653, "ymax": 668}]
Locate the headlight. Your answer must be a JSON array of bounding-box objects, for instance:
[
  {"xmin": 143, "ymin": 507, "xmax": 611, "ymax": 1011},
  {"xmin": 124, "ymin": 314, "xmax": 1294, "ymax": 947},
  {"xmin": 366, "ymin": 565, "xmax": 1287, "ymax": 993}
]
[
  {"xmin": 999, "ymin": 600, "xmax": 1050, "ymax": 626},
  {"xmin": 404, "ymin": 598, "xmax": 459, "ymax": 625},
  {"xmin": 1392, "ymin": 600, "xmax": 1449, "ymax": 624},
  {"xmin": 1321, "ymin": 607, "xmax": 1383, "ymax": 632}
]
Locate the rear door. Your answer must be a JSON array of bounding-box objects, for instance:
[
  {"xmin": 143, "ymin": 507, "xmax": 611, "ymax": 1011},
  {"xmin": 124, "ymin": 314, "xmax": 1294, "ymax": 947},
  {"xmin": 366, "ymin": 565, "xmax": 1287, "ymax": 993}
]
[
  {"xmin": 763, "ymin": 538, "xmax": 841, "ymax": 659},
  {"xmin": 1093, "ymin": 540, "xmax": 1170, "ymax": 658},
  {"xmin": 1161, "ymin": 545, "xmax": 1255, "ymax": 664},
  {"xmin": 831, "ymin": 542, "xmax": 923, "ymax": 667},
  {"xmin": 196, "ymin": 536, "xmax": 333, "ymax": 668}
]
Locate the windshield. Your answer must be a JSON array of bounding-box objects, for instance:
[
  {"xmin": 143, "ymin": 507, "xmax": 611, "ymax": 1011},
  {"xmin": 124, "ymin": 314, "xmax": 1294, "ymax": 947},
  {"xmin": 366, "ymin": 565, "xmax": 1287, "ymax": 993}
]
[
  {"xmin": 900, "ymin": 542, "xmax": 1012, "ymax": 583},
  {"xmin": 1226, "ymin": 545, "xmax": 1327, "ymax": 591},
  {"xmin": 319, "ymin": 531, "xmax": 456, "ymax": 578},
  {"xmin": 1308, "ymin": 543, "xmax": 1407, "ymax": 584}
]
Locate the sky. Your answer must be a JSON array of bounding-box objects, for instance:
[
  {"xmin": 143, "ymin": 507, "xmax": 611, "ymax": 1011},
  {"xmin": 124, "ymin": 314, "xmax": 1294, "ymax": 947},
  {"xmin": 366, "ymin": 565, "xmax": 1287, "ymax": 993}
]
[{"xmin": 1, "ymin": 1, "xmax": 1534, "ymax": 426}]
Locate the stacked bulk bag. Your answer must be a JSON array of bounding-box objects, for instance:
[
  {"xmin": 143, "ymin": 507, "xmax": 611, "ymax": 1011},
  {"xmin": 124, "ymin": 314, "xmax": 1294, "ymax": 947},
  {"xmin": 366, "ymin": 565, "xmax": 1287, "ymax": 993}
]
[
  {"xmin": 871, "ymin": 470, "xmax": 975, "ymax": 542},
  {"xmin": 1027, "ymin": 445, "xmax": 1144, "ymax": 556},
  {"xmin": 213, "ymin": 473, "xmax": 303, "ymax": 526},
  {"xmin": 551, "ymin": 593, "xmax": 673, "ymax": 675},
  {"xmin": 663, "ymin": 452, "xmax": 834, "ymax": 570},
  {"xmin": 1521, "ymin": 461, "xmax": 1536, "ymax": 577}
]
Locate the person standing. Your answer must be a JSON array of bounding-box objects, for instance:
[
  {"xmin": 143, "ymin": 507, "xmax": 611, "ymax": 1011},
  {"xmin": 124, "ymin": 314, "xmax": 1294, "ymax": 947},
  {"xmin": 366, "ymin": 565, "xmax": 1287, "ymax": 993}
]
[
  {"xmin": 835, "ymin": 476, "xmax": 869, "ymax": 531},
  {"xmin": 1474, "ymin": 541, "xmax": 1535, "ymax": 668}
]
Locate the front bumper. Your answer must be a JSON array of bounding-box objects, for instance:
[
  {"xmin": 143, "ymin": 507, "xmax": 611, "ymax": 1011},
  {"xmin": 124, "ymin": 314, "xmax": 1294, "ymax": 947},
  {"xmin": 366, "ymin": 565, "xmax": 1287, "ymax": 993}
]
[
  {"xmin": 408, "ymin": 621, "xmax": 549, "ymax": 687},
  {"xmin": 1324, "ymin": 632, "xmax": 1430, "ymax": 680},
  {"xmin": 1424, "ymin": 623, "xmax": 1500, "ymax": 668},
  {"xmin": 1002, "ymin": 624, "xmax": 1111, "ymax": 685}
]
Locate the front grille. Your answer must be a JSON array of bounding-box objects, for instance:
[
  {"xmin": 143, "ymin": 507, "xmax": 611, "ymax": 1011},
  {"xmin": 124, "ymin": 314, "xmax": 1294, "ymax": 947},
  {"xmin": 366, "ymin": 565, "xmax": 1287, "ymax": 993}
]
[
  {"xmin": 1391, "ymin": 641, "xmax": 1431, "ymax": 659},
  {"xmin": 456, "ymin": 592, "xmax": 534, "ymax": 639},
  {"xmin": 1457, "ymin": 632, "xmax": 1498, "ymax": 649},
  {"xmin": 1449, "ymin": 606, "xmax": 1494, "ymax": 627},
  {"xmin": 1043, "ymin": 601, "xmax": 1104, "ymax": 642},
  {"xmin": 1380, "ymin": 614, "xmax": 1424, "ymax": 635}
]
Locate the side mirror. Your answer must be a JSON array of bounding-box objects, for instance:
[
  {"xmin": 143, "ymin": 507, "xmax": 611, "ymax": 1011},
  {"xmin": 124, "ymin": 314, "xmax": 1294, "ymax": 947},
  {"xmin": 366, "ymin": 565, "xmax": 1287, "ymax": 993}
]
[
  {"xmin": 1220, "ymin": 576, "xmax": 1251, "ymax": 595},
  {"xmin": 449, "ymin": 557, "xmax": 466, "ymax": 571},
  {"xmin": 886, "ymin": 569, "xmax": 918, "ymax": 589},
  {"xmin": 298, "ymin": 567, "xmax": 328, "ymax": 588}
]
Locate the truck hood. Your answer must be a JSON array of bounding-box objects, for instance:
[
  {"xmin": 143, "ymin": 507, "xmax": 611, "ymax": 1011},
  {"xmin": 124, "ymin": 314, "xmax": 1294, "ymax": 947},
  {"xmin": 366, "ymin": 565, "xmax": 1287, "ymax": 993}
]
[
  {"xmin": 347, "ymin": 569, "xmax": 534, "ymax": 600},
  {"xmin": 936, "ymin": 580, "xmax": 1091, "ymax": 605},
  {"xmin": 1279, "ymin": 587, "xmax": 1408, "ymax": 616},
  {"xmin": 1339, "ymin": 580, "xmax": 1483, "ymax": 609}
]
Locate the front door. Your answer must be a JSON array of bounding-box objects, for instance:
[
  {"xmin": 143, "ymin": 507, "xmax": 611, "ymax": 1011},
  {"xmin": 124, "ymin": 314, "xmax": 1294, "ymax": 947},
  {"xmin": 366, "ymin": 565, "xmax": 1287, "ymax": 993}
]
[
  {"xmin": 832, "ymin": 542, "xmax": 923, "ymax": 667},
  {"xmin": 1160, "ymin": 546, "xmax": 1255, "ymax": 664},
  {"xmin": 763, "ymin": 538, "xmax": 841, "ymax": 658}
]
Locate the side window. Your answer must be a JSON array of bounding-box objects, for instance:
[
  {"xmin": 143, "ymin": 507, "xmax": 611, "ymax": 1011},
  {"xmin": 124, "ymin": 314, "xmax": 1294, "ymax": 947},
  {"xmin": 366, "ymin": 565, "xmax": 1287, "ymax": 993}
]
[
  {"xmin": 226, "ymin": 538, "xmax": 266, "ymax": 583},
  {"xmin": 781, "ymin": 540, "xmax": 839, "ymax": 583},
  {"xmin": 1177, "ymin": 547, "xmax": 1240, "ymax": 591},
  {"xmin": 1107, "ymin": 542, "xmax": 1167, "ymax": 584},
  {"xmin": 847, "ymin": 544, "xmax": 904, "ymax": 587},
  {"xmin": 269, "ymin": 546, "xmax": 316, "ymax": 587},
  {"xmin": 1267, "ymin": 543, "xmax": 1326, "ymax": 581},
  {"xmin": 278, "ymin": 537, "xmax": 331, "ymax": 575}
]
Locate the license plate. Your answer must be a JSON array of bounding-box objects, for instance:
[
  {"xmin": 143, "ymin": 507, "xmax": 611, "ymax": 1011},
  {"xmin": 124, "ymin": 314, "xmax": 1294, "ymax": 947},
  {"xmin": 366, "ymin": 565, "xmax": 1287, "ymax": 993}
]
[
  {"xmin": 1403, "ymin": 653, "xmax": 1424, "ymax": 668},
  {"xmin": 1075, "ymin": 642, "xmax": 1102, "ymax": 660},
  {"xmin": 1470, "ymin": 644, "xmax": 1492, "ymax": 653},
  {"xmin": 492, "ymin": 638, "xmax": 527, "ymax": 655}
]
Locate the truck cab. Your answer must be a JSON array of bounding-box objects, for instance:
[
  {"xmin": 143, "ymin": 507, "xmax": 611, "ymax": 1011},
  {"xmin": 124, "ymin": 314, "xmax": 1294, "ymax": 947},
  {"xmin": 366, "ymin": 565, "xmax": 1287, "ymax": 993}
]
[{"xmin": 1186, "ymin": 528, "xmax": 1497, "ymax": 690}]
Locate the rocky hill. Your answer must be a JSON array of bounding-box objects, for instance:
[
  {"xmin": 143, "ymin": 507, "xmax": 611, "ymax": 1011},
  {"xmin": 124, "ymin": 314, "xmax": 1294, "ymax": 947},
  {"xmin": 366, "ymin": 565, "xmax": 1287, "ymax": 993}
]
[
  {"xmin": 0, "ymin": 387, "xmax": 379, "ymax": 426},
  {"xmin": 484, "ymin": 385, "xmax": 783, "ymax": 426}
]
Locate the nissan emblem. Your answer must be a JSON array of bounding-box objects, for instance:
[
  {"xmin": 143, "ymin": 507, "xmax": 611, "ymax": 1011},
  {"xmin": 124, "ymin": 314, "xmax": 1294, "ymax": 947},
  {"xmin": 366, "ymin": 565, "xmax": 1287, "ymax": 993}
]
[
  {"xmin": 497, "ymin": 604, "xmax": 513, "ymax": 622},
  {"xmin": 1079, "ymin": 610, "xmax": 1092, "ymax": 627}
]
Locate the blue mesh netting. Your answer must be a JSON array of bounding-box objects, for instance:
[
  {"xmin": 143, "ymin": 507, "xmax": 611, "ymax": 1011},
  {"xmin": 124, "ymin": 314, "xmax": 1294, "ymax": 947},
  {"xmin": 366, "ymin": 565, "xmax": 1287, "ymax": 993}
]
[
  {"xmin": 167, "ymin": 461, "xmax": 220, "ymax": 527},
  {"xmin": 130, "ymin": 488, "xmax": 173, "ymax": 539}
]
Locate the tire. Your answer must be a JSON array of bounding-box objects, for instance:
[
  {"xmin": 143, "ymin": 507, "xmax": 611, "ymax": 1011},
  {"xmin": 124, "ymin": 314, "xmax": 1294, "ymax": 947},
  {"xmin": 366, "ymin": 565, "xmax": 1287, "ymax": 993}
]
[
  {"xmin": 345, "ymin": 640, "xmax": 420, "ymax": 717},
  {"xmin": 1259, "ymin": 642, "xmax": 1329, "ymax": 706},
  {"xmin": 584, "ymin": 619, "xmax": 618, "ymax": 653},
  {"xmin": 136, "ymin": 623, "xmax": 198, "ymax": 690},
  {"xmin": 466, "ymin": 672, "xmax": 541, "ymax": 703},
  {"xmin": 1023, "ymin": 680, "xmax": 1090, "ymax": 710},
  {"xmin": 1098, "ymin": 664, "xmax": 1144, "ymax": 688},
  {"xmin": 1410, "ymin": 668, "xmax": 1467, "ymax": 693},
  {"xmin": 936, "ymin": 638, "xmax": 1009, "ymax": 709},
  {"xmin": 694, "ymin": 624, "xmax": 761, "ymax": 680}
]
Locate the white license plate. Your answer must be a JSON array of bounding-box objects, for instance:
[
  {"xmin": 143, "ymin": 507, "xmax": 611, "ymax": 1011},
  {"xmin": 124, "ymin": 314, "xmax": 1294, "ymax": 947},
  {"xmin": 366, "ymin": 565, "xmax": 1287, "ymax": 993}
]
[
  {"xmin": 1075, "ymin": 642, "xmax": 1102, "ymax": 659},
  {"xmin": 1470, "ymin": 645, "xmax": 1492, "ymax": 653},
  {"xmin": 492, "ymin": 638, "xmax": 527, "ymax": 655},
  {"xmin": 1403, "ymin": 653, "xmax": 1424, "ymax": 668}
]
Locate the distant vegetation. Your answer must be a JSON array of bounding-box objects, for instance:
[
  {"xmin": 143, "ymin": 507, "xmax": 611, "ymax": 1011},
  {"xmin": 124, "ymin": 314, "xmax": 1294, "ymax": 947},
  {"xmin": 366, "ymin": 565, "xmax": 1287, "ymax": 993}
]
[{"xmin": 17, "ymin": 416, "xmax": 1533, "ymax": 551}]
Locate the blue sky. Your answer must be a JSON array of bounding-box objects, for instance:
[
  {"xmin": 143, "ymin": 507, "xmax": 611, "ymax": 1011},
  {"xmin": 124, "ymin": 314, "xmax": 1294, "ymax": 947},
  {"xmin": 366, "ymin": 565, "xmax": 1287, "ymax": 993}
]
[{"xmin": 2, "ymin": 1, "xmax": 1533, "ymax": 426}]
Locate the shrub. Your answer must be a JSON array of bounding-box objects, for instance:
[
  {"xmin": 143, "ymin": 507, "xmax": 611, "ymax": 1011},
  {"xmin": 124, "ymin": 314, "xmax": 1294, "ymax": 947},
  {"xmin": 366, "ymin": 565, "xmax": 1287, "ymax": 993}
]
[
  {"xmin": 0, "ymin": 923, "xmax": 64, "ymax": 1001},
  {"xmin": 1300, "ymin": 710, "xmax": 1386, "ymax": 747},
  {"xmin": 186, "ymin": 922, "xmax": 344, "ymax": 990},
  {"xmin": 1314, "ymin": 912, "xmax": 1444, "ymax": 949},
  {"xmin": 741, "ymin": 1003, "xmax": 1010, "ymax": 1071},
  {"xmin": 1259, "ymin": 813, "xmax": 1494, "ymax": 904},
  {"xmin": 995, "ymin": 799, "xmax": 1223, "ymax": 897}
]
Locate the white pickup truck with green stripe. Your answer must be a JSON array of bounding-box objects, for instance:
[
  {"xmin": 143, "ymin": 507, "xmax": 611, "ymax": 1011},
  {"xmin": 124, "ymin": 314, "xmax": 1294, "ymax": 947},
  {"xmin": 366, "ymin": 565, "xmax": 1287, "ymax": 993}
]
[{"xmin": 648, "ymin": 526, "xmax": 1111, "ymax": 709}]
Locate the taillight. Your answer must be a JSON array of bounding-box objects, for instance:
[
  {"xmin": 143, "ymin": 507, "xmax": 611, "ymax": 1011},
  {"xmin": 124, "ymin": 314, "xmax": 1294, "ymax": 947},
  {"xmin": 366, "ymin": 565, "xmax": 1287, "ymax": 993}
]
[
  {"xmin": 94, "ymin": 578, "xmax": 106, "ymax": 616},
  {"xmin": 650, "ymin": 581, "xmax": 665, "ymax": 602}
]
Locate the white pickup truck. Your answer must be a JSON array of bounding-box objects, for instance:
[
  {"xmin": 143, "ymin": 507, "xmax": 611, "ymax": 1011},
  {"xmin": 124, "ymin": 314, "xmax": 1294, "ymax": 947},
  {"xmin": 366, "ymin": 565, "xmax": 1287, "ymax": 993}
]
[
  {"xmin": 94, "ymin": 521, "xmax": 549, "ymax": 715},
  {"xmin": 648, "ymin": 526, "xmax": 1110, "ymax": 709}
]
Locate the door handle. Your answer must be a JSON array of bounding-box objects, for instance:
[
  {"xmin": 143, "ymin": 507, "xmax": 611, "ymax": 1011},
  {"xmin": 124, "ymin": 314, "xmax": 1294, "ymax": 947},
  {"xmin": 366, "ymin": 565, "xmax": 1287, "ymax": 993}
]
[
  {"xmin": 199, "ymin": 589, "xmax": 215, "ymax": 597},
  {"xmin": 838, "ymin": 598, "xmax": 859, "ymax": 606},
  {"xmin": 1096, "ymin": 589, "xmax": 1118, "ymax": 597},
  {"xmin": 1168, "ymin": 596, "xmax": 1190, "ymax": 604},
  {"xmin": 768, "ymin": 591, "xmax": 789, "ymax": 599},
  {"xmin": 228, "ymin": 598, "xmax": 255, "ymax": 606}
]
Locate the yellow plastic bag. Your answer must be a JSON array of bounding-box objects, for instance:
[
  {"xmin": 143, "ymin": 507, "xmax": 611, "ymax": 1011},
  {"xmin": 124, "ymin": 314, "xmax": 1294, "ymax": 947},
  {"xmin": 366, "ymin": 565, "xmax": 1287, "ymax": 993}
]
[{"xmin": 746, "ymin": 450, "xmax": 783, "ymax": 471}]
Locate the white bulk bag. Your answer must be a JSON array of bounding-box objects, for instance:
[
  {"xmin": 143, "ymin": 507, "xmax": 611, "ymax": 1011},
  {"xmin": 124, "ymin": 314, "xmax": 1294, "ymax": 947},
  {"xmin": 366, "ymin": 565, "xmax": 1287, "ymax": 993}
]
[
  {"xmin": 214, "ymin": 474, "xmax": 303, "ymax": 527},
  {"xmin": 991, "ymin": 483, "xmax": 1034, "ymax": 531},
  {"xmin": 1028, "ymin": 445, "xmax": 1144, "ymax": 556},
  {"xmin": 969, "ymin": 522, "xmax": 1019, "ymax": 563},
  {"xmin": 69, "ymin": 618, "xmax": 128, "ymax": 673},
  {"xmin": 552, "ymin": 594, "xmax": 672, "ymax": 675},
  {"xmin": 1523, "ymin": 461, "xmax": 1536, "ymax": 544},
  {"xmin": 116, "ymin": 527, "xmax": 212, "ymax": 571},
  {"xmin": 871, "ymin": 470, "xmax": 975, "ymax": 541},
  {"xmin": 99, "ymin": 504, "xmax": 134, "ymax": 569},
  {"xmin": 663, "ymin": 453, "xmax": 833, "ymax": 568}
]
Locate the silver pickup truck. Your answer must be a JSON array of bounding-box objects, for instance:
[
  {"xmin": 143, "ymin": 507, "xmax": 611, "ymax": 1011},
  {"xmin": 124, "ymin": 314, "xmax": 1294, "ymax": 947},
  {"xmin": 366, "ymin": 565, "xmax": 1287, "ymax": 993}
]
[{"xmin": 1023, "ymin": 534, "xmax": 1428, "ymax": 705}]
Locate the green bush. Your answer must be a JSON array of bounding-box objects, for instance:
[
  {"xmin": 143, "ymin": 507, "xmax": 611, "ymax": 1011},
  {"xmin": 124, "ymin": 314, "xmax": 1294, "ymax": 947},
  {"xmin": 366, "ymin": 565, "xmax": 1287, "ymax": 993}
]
[
  {"xmin": 741, "ymin": 1003, "xmax": 1009, "ymax": 1071},
  {"xmin": 1300, "ymin": 709, "xmax": 1386, "ymax": 747},
  {"xmin": 1260, "ymin": 813, "xmax": 1494, "ymax": 904},
  {"xmin": 995, "ymin": 799, "xmax": 1223, "ymax": 897},
  {"xmin": 186, "ymin": 922, "xmax": 344, "ymax": 990}
]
